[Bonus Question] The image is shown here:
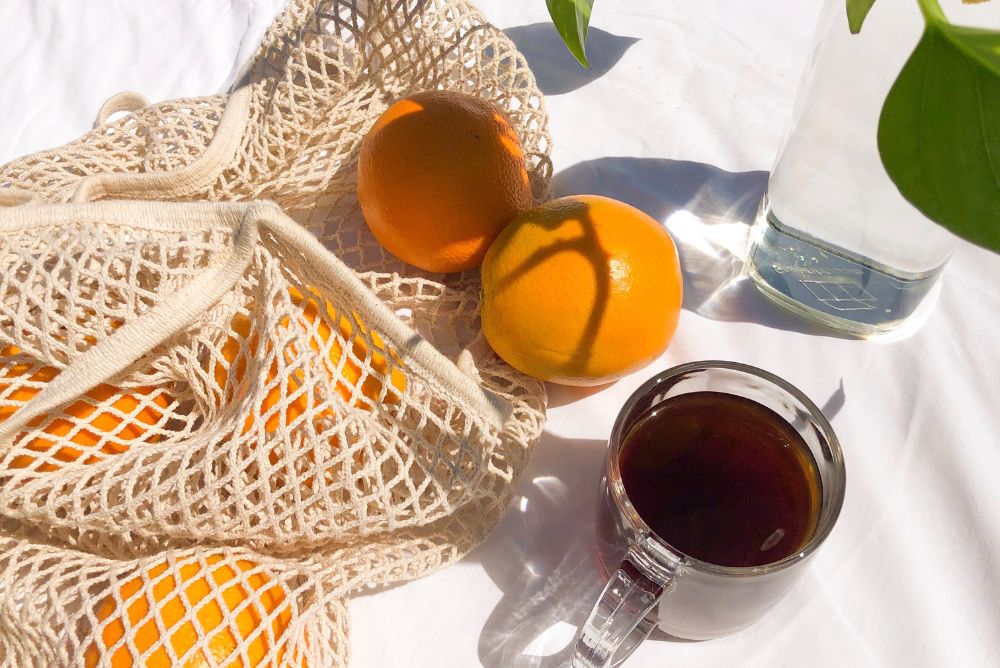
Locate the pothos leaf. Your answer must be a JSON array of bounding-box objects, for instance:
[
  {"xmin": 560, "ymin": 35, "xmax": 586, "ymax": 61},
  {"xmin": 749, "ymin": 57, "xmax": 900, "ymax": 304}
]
[
  {"xmin": 877, "ymin": 13, "xmax": 1000, "ymax": 251},
  {"xmin": 847, "ymin": 0, "xmax": 877, "ymax": 33},
  {"xmin": 546, "ymin": 0, "xmax": 594, "ymax": 68}
]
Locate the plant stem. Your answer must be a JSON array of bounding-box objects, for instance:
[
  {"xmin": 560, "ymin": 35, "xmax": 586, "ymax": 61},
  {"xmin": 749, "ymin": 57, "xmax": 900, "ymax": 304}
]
[{"xmin": 917, "ymin": 0, "xmax": 947, "ymax": 23}]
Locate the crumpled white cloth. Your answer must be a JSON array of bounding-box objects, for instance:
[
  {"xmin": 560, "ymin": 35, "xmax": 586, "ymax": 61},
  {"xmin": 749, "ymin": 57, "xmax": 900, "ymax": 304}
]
[
  {"xmin": 1, "ymin": 1, "xmax": 997, "ymax": 667},
  {"xmin": 0, "ymin": 0, "xmax": 286, "ymax": 163}
]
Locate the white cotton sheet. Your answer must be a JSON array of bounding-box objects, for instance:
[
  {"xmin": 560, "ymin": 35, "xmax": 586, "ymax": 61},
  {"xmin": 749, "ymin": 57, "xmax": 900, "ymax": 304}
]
[{"xmin": 1, "ymin": 1, "xmax": 997, "ymax": 666}]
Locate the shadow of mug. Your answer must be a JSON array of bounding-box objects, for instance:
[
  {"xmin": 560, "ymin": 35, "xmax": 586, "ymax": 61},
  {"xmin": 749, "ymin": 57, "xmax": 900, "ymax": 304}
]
[{"xmin": 468, "ymin": 434, "xmax": 608, "ymax": 668}]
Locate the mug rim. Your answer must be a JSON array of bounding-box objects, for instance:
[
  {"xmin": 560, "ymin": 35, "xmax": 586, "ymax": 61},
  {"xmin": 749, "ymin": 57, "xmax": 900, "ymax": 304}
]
[{"xmin": 608, "ymin": 359, "xmax": 846, "ymax": 578}]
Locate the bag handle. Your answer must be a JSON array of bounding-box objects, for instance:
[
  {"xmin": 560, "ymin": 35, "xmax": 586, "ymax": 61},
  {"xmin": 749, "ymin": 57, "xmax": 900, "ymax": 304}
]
[
  {"xmin": 94, "ymin": 91, "xmax": 150, "ymax": 127},
  {"xmin": 72, "ymin": 86, "xmax": 252, "ymax": 203},
  {"xmin": 0, "ymin": 201, "xmax": 511, "ymax": 448},
  {"xmin": 0, "ymin": 203, "xmax": 262, "ymax": 447}
]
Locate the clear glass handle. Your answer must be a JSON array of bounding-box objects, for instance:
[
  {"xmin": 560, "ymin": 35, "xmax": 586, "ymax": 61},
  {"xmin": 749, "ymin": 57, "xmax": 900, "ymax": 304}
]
[{"xmin": 572, "ymin": 549, "xmax": 672, "ymax": 668}]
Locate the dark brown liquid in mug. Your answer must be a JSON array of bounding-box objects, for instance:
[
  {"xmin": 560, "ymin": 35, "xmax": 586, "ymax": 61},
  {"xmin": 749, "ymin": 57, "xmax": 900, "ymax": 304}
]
[{"xmin": 618, "ymin": 391, "xmax": 821, "ymax": 568}]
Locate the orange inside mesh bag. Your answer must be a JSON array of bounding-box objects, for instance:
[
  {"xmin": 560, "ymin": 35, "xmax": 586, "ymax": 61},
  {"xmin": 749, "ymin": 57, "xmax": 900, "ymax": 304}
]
[{"xmin": 0, "ymin": 2, "xmax": 551, "ymax": 662}]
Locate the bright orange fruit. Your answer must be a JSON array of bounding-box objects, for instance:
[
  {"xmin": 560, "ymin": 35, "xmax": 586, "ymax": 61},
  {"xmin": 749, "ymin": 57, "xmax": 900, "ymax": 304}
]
[
  {"xmin": 0, "ymin": 345, "xmax": 55, "ymax": 423},
  {"xmin": 480, "ymin": 195, "xmax": 683, "ymax": 386},
  {"xmin": 84, "ymin": 554, "xmax": 301, "ymax": 667},
  {"xmin": 292, "ymin": 287, "xmax": 406, "ymax": 411},
  {"xmin": 210, "ymin": 288, "xmax": 408, "ymax": 488},
  {"xmin": 357, "ymin": 90, "xmax": 533, "ymax": 273},
  {"xmin": 1, "ymin": 345, "xmax": 171, "ymax": 471},
  {"xmin": 211, "ymin": 310, "xmax": 308, "ymax": 437},
  {"xmin": 209, "ymin": 288, "xmax": 407, "ymax": 439}
]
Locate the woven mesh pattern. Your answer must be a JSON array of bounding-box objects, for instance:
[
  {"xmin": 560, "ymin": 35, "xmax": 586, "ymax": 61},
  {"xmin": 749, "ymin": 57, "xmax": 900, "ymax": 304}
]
[
  {"xmin": 0, "ymin": 1, "xmax": 550, "ymax": 665},
  {"xmin": 0, "ymin": 199, "xmax": 544, "ymax": 665},
  {"xmin": 0, "ymin": 96, "xmax": 227, "ymax": 203},
  {"xmin": 0, "ymin": 529, "xmax": 348, "ymax": 666}
]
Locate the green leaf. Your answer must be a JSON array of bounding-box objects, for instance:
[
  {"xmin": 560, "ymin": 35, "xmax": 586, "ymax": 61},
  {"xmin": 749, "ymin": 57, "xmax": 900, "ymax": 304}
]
[
  {"xmin": 546, "ymin": 0, "xmax": 594, "ymax": 68},
  {"xmin": 847, "ymin": 0, "xmax": 877, "ymax": 34},
  {"xmin": 877, "ymin": 16, "xmax": 1000, "ymax": 252}
]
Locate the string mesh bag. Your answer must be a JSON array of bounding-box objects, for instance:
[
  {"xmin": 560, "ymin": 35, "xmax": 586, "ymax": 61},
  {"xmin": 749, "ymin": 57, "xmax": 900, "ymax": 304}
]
[
  {"xmin": 0, "ymin": 0, "xmax": 551, "ymax": 664},
  {"xmin": 0, "ymin": 0, "xmax": 552, "ymax": 314}
]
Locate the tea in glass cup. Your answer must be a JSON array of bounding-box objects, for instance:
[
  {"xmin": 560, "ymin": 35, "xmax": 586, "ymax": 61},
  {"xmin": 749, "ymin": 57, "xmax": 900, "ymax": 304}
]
[{"xmin": 575, "ymin": 361, "xmax": 846, "ymax": 667}]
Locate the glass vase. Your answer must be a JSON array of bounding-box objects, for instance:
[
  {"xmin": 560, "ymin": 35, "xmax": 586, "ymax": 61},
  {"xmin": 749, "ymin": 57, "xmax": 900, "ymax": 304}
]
[{"xmin": 746, "ymin": 0, "xmax": 998, "ymax": 337}]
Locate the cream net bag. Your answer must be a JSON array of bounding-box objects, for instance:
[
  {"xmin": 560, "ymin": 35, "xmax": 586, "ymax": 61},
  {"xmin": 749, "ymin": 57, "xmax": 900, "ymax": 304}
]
[{"xmin": 0, "ymin": 0, "xmax": 550, "ymax": 665}]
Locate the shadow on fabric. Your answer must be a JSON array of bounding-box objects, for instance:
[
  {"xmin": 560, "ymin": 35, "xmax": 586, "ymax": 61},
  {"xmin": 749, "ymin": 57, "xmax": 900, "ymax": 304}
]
[
  {"xmin": 504, "ymin": 24, "xmax": 639, "ymax": 96},
  {"xmin": 467, "ymin": 433, "xmax": 608, "ymax": 668},
  {"xmin": 552, "ymin": 157, "xmax": 851, "ymax": 338}
]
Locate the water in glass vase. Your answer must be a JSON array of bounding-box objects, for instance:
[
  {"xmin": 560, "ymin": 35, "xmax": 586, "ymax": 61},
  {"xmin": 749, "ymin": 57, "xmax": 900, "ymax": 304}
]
[
  {"xmin": 742, "ymin": 0, "xmax": 971, "ymax": 337},
  {"xmin": 747, "ymin": 199, "xmax": 945, "ymax": 337}
]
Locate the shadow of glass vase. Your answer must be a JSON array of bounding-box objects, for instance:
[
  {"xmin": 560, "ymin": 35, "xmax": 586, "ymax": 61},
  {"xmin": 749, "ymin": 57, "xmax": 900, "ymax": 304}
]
[{"xmin": 552, "ymin": 157, "xmax": 852, "ymax": 339}]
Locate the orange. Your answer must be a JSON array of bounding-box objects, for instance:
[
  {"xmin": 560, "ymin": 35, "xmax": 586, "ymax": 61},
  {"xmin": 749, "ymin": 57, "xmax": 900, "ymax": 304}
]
[
  {"xmin": 211, "ymin": 311, "xmax": 310, "ymax": 437},
  {"xmin": 209, "ymin": 289, "xmax": 407, "ymax": 487},
  {"xmin": 209, "ymin": 288, "xmax": 407, "ymax": 438},
  {"xmin": 480, "ymin": 195, "xmax": 683, "ymax": 386},
  {"xmin": 1, "ymin": 345, "xmax": 171, "ymax": 471},
  {"xmin": 291, "ymin": 287, "xmax": 407, "ymax": 411},
  {"xmin": 357, "ymin": 90, "xmax": 533, "ymax": 273},
  {"xmin": 84, "ymin": 554, "xmax": 301, "ymax": 667},
  {"xmin": 0, "ymin": 345, "xmax": 54, "ymax": 423}
]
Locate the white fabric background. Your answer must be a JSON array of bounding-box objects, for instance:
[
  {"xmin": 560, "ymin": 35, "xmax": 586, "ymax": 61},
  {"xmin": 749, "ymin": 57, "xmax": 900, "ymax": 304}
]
[{"xmin": 1, "ymin": 1, "xmax": 998, "ymax": 666}]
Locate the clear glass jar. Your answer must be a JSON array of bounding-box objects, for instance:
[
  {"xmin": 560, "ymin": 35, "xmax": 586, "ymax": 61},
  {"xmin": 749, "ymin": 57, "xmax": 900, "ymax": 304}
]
[{"xmin": 746, "ymin": 0, "xmax": 1000, "ymax": 337}]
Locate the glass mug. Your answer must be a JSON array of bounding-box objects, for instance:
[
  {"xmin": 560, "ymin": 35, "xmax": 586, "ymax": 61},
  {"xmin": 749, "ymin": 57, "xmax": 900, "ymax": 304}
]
[{"xmin": 572, "ymin": 361, "xmax": 846, "ymax": 667}]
